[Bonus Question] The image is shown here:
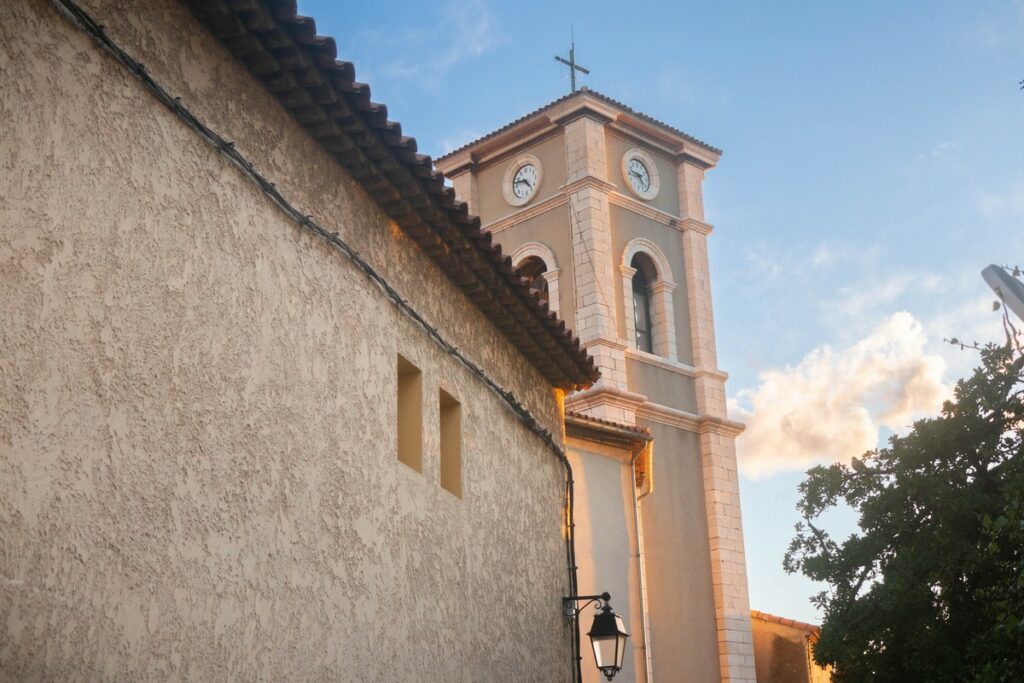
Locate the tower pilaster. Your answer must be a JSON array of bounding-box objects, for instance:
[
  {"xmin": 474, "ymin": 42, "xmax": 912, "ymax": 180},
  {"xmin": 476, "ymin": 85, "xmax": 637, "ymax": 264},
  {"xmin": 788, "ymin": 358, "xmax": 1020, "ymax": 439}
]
[
  {"xmin": 680, "ymin": 159, "xmax": 756, "ymax": 682},
  {"xmin": 564, "ymin": 115, "xmax": 627, "ymax": 396}
]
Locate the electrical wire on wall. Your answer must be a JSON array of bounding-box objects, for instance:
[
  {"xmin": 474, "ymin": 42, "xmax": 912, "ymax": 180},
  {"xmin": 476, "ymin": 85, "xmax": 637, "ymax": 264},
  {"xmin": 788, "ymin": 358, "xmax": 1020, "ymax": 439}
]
[{"xmin": 49, "ymin": 1, "xmax": 584, "ymax": 679}]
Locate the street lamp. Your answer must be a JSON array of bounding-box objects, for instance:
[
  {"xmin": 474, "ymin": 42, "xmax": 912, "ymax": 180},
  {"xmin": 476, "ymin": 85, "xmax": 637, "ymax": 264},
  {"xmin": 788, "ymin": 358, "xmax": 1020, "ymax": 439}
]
[
  {"xmin": 563, "ymin": 592, "xmax": 630, "ymax": 680},
  {"xmin": 983, "ymin": 264, "xmax": 1024, "ymax": 322}
]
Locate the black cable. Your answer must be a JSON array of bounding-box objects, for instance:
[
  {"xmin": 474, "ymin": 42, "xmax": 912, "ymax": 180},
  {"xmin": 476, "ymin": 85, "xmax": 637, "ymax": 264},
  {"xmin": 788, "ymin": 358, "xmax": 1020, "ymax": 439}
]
[{"xmin": 50, "ymin": 1, "xmax": 583, "ymax": 678}]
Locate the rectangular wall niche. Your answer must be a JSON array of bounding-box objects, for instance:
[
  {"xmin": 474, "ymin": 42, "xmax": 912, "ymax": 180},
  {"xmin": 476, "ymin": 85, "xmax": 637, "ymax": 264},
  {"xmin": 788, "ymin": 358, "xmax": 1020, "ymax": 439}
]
[
  {"xmin": 439, "ymin": 389, "xmax": 462, "ymax": 497},
  {"xmin": 397, "ymin": 354, "xmax": 423, "ymax": 472}
]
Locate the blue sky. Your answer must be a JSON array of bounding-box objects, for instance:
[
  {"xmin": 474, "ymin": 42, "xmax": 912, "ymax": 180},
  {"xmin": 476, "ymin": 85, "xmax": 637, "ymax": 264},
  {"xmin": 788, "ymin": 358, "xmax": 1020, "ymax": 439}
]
[{"xmin": 299, "ymin": 0, "xmax": 1024, "ymax": 622}]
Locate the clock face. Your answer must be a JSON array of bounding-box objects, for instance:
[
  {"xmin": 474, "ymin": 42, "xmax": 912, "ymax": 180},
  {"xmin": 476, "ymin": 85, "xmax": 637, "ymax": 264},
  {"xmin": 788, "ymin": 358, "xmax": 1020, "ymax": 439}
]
[
  {"xmin": 627, "ymin": 158, "xmax": 651, "ymax": 193},
  {"xmin": 513, "ymin": 164, "xmax": 539, "ymax": 199},
  {"xmin": 621, "ymin": 148, "xmax": 660, "ymax": 200},
  {"xmin": 502, "ymin": 154, "xmax": 544, "ymax": 206}
]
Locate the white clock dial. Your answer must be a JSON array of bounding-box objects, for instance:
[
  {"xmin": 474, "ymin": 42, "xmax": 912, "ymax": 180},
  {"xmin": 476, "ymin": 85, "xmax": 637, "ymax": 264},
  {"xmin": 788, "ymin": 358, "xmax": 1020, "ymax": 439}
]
[
  {"xmin": 621, "ymin": 148, "xmax": 660, "ymax": 200},
  {"xmin": 502, "ymin": 153, "xmax": 544, "ymax": 206},
  {"xmin": 627, "ymin": 159, "xmax": 651, "ymax": 193},
  {"xmin": 513, "ymin": 164, "xmax": 538, "ymax": 199}
]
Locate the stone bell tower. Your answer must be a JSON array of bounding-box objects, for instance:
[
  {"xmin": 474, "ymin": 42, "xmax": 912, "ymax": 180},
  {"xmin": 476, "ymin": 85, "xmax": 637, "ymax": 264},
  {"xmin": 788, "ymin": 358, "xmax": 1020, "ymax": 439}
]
[{"xmin": 437, "ymin": 89, "xmax": 756, "ymax": 682}]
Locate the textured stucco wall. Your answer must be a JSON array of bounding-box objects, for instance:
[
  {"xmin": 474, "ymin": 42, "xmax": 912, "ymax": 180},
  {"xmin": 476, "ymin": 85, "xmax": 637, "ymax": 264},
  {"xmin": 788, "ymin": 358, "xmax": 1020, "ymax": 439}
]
[{"xmin": 0, "ymin": 1, "xmax": 573, "ymax": 680}]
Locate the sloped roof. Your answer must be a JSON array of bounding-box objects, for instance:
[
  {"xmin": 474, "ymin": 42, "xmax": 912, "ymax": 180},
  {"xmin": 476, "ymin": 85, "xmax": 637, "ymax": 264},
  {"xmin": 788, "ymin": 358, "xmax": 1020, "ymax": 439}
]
[
  {"xmin": 565, "ymin": 410, "xmax": 651, "ymax": 439},
  {"xmin": 437, "ymin": 87, "xmax": 722, "ymax": 163},
  {"xmin": 751, "ymin": 610, "xmax": 821, "ymax": 634},
  {"xmin": 183, "ymin": 0, "xmax": 599, "ymax": 389}
]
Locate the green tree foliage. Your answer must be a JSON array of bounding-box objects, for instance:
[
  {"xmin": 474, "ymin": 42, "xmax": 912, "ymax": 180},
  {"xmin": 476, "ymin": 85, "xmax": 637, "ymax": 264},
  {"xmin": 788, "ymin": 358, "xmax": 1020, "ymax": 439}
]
[{"xmin": 785, "ymin": 345, "xmax": 1024, "ymax": 681}]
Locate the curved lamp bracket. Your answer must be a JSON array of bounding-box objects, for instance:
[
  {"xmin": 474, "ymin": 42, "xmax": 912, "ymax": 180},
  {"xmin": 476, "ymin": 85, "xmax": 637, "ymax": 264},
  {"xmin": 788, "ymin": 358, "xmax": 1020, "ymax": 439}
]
[{"xmin": 562, "ymin": 591, "xmax": 612, "ymax": 620}]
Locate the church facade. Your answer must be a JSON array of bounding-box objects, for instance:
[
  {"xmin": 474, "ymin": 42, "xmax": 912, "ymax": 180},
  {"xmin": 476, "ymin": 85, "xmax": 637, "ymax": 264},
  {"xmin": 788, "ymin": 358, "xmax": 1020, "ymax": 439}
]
[
  {"xmin": 438, "ymin": 91, "xmax": 756, "ymax": 682},
  {"xmin": 2, "ymin": 0, "xmax": 754, "ymax": 681}
]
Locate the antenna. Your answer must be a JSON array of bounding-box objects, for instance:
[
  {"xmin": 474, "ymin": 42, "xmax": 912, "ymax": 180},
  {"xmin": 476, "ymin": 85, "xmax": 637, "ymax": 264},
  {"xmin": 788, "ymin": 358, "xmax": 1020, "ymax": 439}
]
[{"xmin": 554, "ymin": 27, "xmax": 590, "ymax": 93}]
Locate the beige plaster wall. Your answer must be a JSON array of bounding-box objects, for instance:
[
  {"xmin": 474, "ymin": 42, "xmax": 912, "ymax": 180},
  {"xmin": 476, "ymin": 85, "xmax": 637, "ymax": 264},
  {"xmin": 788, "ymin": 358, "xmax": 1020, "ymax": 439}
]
[
  {"xmin": 625, "ymin": 359, "xmax": 699, "ymax": 414},
  {"xmin": 567, "ymin": 439, "xmax": 644, "ymax": 683},
  {"xmin": 605, "ymin": 134, "xmax": 680, "ymax": 217},
  {"xmin": 751, "ymin": 619, "xmax": 829, "ymax": 683},
  {"xmin": 0, "ymin": 1, "xmax": 572, "ymax": 680},
  {"xmin": 477, "ymin": 132, "xmax": 567, "ymax": 225},
  {"xmin": 490, "ymin": 206, "xmax": 576, "ymax": 323},
  {"xmin": 610, "ymin": 205, "xmax": 694, "ymax": 365},
  {"xmin": 636, "ymin": 422, "xmax": 721, "ymax": 682}
]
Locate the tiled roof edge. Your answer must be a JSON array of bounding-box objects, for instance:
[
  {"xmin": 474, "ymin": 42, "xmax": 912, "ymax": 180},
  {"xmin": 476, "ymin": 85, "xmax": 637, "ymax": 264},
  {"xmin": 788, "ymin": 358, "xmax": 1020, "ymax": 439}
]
[
  {"xmin": 565, "ymin": 410, "xmax": 652, "ymax": 438},
  {"xmin": 437, "ymin": 87, "xmax": 722, "ymax": 162},
  {"xmin": 750, "ymin": 610, "xmax": 821, "ymax": 633},
  {"xmin": 183, "ymin": 0, "xmax": 599, "ymax": 389}
]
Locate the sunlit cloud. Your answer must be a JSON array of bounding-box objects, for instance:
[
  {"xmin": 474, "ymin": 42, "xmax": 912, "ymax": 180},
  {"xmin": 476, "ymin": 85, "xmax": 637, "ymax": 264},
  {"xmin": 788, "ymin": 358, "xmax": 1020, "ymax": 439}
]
[
  {"xmin": 731, "ymin": 312, "xmax": 948, "ymax": 479},
  {"xmin": 820, "ymin": 271, "xmax": 943, "ymax": 332}
]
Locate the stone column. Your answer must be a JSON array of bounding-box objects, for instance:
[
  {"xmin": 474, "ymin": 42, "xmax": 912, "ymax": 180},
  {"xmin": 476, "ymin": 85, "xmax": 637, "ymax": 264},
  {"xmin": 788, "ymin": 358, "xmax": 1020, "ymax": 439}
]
[
  {"xmin": 679, "ymin": 160, "xmax": 756, "ymax": 683},
  {"xmin": 564, "ymin": 115, "xmax": 626, "ymax": 393},
  {"xmin": 449, "ymin": 168, "xmax": 478, "ymax": 216},
  {"xmin": 541, "ymin": 268, "xmax": 561, "ymax": 317},
  {"xmin": 649, "ymin": 280, "xmax": 677, "ymax": 361}
]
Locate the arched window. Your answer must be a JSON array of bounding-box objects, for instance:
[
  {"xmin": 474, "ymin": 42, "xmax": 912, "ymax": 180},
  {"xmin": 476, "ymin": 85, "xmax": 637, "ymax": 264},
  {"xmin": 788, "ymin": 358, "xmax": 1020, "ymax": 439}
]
[
  {"xmin": 511, "ymin": 242, "xmax": 561, "ymax": 316},
  {"xmin": 621, "ymin": 239, "xmax": 678, "ymax": 361},
  {"xmin": 631, "ymin": 254, "xmax": 656, "ymax": 353},
  {"xmin": 518, "ymin": 256, "xmax": 550, "ymax": 308}
]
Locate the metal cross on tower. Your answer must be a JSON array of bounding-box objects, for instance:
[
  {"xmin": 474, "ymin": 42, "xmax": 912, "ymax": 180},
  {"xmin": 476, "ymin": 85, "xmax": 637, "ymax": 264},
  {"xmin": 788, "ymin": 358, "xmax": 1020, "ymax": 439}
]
[{"xmin": 555, "ymin": 35, "xmax": 590, "ymax": 93}]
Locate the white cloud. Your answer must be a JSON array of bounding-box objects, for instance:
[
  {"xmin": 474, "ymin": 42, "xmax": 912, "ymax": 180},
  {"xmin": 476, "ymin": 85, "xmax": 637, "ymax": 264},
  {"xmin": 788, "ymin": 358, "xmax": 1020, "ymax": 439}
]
[
  {"xmin": 811, "ymin": 243, "xmax": 836, "ymax": 268},
  {"xmin": 821, "ymin": 271, "xmax": 943, "ymax": 332},
  {"xmin": 979, "ymin": 183, "xmax": 1024, "ymax": 219},
  {"xmin": 731, "ymin": 312, "xmax": 948, "ymax": 479},
  {"xmin": 742, "ymin": 244, "xmax": 784, "ymax": 280},
  {"xmin": 361, "ymin": 0, "xmax": 500, "ymax": 89}
]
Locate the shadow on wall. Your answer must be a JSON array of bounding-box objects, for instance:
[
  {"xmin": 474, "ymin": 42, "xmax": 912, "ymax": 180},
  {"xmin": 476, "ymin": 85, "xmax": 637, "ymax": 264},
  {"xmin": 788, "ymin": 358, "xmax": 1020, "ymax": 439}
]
[{"xmin": 751, "ymin": 611, "xmax": 832, "ymax": 683}]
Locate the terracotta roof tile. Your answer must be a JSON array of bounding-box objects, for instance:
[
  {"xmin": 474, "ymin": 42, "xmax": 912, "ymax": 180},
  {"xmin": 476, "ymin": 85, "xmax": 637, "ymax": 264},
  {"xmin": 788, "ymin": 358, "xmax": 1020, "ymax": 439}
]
[
  {"xmin": 750, "ymin": 610, "xmax": 820, "ymax": 634},
  {"xmin": 183, "ymin": 0, "xmax": 598, "ymax": 389},
  {"xmin": 437, "ymin": 87, "xmax": 722, "ymax": 163},
  {"xmin": 564, "ymin": 410, "xmax": 651, "ymax": 438}
]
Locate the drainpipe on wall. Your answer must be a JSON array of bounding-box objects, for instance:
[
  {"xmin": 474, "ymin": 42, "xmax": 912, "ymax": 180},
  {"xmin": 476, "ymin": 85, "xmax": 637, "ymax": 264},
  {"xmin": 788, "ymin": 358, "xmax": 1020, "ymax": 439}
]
[{"xmin": 630, "ymin": 442, "xmax": 654, "ymax": 682}]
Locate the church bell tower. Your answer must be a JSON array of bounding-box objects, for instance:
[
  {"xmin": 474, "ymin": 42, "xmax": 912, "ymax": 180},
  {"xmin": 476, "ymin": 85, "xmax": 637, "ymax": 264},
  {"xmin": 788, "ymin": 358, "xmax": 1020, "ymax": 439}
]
[{"xmin": 436, "ymin": 89, "xmax": 756, "ymax": 683}]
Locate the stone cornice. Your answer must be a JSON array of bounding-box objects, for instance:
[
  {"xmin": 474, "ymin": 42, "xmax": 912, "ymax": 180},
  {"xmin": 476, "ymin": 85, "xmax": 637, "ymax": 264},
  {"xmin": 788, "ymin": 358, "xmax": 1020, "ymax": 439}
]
[
  {"xmin": 635, "ymin": 401, "xmax": 700, "ymax": 431},
  {"xmin": 624, "ymin": 349, "xmax": 729, "ymax": 383},
  {"xmin": 552, "ymin": 103, "xmax": 616, "ymax": 127},
  {"xmin": 566, "ymin": 385, "xmax": 744, "ymax": 436},
  {"xmin": 608, "ymin": 193, "xmax": 715, "ymax": 237},
  {"xmin": 582, "ymin": 337, "xmax": 629, "ymax": 352},
  {"xmin": 565, "ymin": 384, "xmax": 647, "ymax": 413},
  {"xmin": 624, "ymin": 348, "xmax": 697, "ymax": 377},
  {"xmin": 698, "ymin": 415, "xmax": 746, "ymax": 437},
  {"xmin": 678, "ymin": 217, "xmax": 714, "ymax": 236},
  {"xmin": 482, "ymin": 193, "xmax": 568, "ymax": 235},
  {"xmin": 606, "ymin": 123, "xmax": 685, "ymax": 160},
  {"xmin": 635, "ymin": 403, "xmax": 744, "ymax": 437},
  {"xmin": 608, "ymin": 191, "xmax": 678, "ymax": 227},
  {"xmin": 440, "ymin": 150, "xmax": 477, "ymax": 177},
  {"xmin": 561, "ymin": 176, "xmax": 618, "ymax": 196},
  {"xmin": 473, "ymin": 125, "xmax": 563, "ymax": 169}
]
